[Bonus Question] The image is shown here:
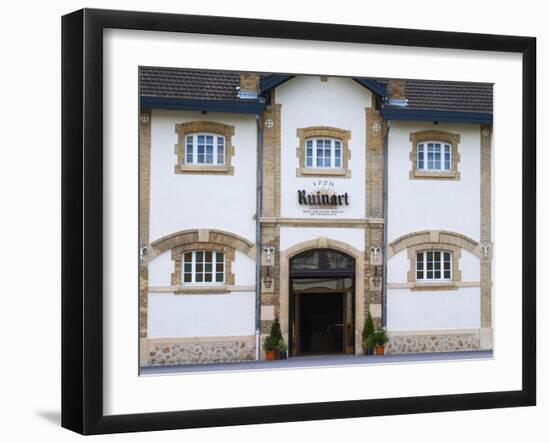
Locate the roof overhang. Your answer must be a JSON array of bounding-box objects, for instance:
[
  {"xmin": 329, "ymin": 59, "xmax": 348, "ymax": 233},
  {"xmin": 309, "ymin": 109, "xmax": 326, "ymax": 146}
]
[
  {"xmin": 382, "ymin": 108, "xmax": 493, "ymax": 124},
  {"xmin": 140, "ymin": 96, "xmax": 265, "ymax": 114}
]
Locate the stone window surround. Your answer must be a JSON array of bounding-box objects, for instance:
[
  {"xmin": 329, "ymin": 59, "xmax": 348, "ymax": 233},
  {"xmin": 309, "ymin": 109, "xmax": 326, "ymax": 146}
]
[
  {"xmin": 409, "ymin": 130, "xmax": 461, "ymax": 180},
  {"xmin": 175, "ymin": 121, "xmax": 235, "ymax": 174},
  {"xmin": 145, "ymin": 228, "xmax": 255, "ymax": 295},
  {"xmin": 388, "ymin": 230, "xmax": 483, "ymax": 292},
  {"xmin": 171, "ymin": 242, "xmax": 236, "ymax": 293},
  {"xmin": 407, "ymin": 243, "xmax": 462, "ymax": 291},
  {"xmin": 296, "ymin": 126, "xmax": 352, "ymax": 177}
]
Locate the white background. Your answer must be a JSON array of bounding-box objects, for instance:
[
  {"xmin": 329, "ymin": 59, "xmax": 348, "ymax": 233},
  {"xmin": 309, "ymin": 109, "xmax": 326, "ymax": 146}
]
[{"xmin": 0, "ymin": 0, "xmax": 547, "ymax": 442}]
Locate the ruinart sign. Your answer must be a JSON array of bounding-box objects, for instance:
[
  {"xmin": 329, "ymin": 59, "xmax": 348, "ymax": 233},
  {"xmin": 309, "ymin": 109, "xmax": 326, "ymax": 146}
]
[
  {"xmin": 297, "ymin": 190, "xmax": 349, "ymax": 206},
  {"xmin": 297, "ymin": 180, "xmax": 350, "ymax": 216}
]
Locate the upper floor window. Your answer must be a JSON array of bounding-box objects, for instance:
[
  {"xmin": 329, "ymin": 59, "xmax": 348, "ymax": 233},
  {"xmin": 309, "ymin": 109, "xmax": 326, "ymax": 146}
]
[
  {"xmin": 185, "ymin": 134, "xmax": 225, "ymax": 166},
  {"xmin": 305, "ymin": 138, "xmax": 342, "ymax": 168},
  {"xmin": 182, "ymin": 250, "xmax": 225, "ymax": 284},
  {"xmin": 416, "ymin": 250, "xmax": 452, "ymax": 281},
  {"xmin": 409, "ymin": 130, "xmax": 461, "ymax": 180},
  {"xmin": 417, "ymin": 142, "xmax": 452, "ymax": 171}
]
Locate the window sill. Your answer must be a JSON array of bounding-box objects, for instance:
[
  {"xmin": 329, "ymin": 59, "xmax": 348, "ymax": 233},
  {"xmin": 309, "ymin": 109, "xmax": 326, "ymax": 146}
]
[
  {"xmin": 409, "ymin": 170, "xmax": 460, "ymax": 180},
  {"xmin": 296, "ymin": 167, "xmax": 350, "ymax": 177},
  {"xmin": 410, "ymin": 282, "xmax": 458, "ymax": 291},
  {"xmin": 175, "ymin": 165, "xmax": 234, "ymax": 175},
  {"xmin": 175, "ymin": 285, "xmax": 230, "ymax": 294}
]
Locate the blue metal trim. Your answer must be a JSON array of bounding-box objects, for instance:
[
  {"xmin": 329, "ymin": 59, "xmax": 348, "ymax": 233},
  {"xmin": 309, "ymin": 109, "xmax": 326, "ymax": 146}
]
[
  {"xmin": 381, "ymin": 108, "xmax": 493, "ymax": 123},
  {"xmin": 140, "ymin": 96, "xmax": 265, "ymax": 114},
  {"xmin": 353, "ymin": 78, "xmax": 387, "ymax": 97},
  {"xmin": 260, "ymin": 75, "xmax": 294, "ymax": 93}
]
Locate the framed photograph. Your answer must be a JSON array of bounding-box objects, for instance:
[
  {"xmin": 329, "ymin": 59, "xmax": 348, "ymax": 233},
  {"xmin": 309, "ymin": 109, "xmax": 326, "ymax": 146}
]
[{"xmin": 61, "ymin": 8, "xmax": 536, "ymax": 435}]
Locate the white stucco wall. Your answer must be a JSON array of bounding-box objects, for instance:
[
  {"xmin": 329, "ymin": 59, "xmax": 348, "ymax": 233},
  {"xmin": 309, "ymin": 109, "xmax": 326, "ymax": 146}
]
[
  {"xmin": 280, "ymin": 226, "xmax": 365, "ymax": 252},
  {"xmin": 386, "ymin": 121, "xmax": 482, "ymax": 331},
  {"xmin": 148, "ymin": 250, "xmax": 172, "ymax": 286},
  {"xmin": 149, "ymin": 109, "xmax": 257, "ymax": 243},
  {"xmin": 387, "ymin": 288, "xmax": 481, "ymax": 331},
  {"xmin": 148, "ymin": 292, "xmax": 255, "ymax": 338},
  {"xmin": 275, "ymin": 76, "xmax": 372, "ymax": 220},
  {"xmin": 387, "ymin": 121, "xmax": 481, "ymax": 242}
]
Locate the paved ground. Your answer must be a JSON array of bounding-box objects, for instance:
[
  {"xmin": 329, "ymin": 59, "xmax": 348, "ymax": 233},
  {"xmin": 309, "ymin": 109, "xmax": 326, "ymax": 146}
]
[{"xmin": 140, "ymin": 350, "xmax": 493, "ymax": 375}]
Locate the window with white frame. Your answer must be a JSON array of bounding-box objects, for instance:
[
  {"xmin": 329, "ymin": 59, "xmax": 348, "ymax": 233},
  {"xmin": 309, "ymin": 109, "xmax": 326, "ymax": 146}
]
[
  {"xmin": 182, "ymin": 251, "xmax": 225, "ymax": 284},
  {"xmin": 416, "ymin": 250, "xmax": 452, "ymax": 281},
  {"xmin": 417, "ymin": 141, "xmax": 452, "ymax": 171},
  {"xmin": 185, "ymin": 134, "xmax": 225, "ymax": 165},
  {"xmin": 305, "ymin": 138, "xmax": 342, "ymax": 168}
]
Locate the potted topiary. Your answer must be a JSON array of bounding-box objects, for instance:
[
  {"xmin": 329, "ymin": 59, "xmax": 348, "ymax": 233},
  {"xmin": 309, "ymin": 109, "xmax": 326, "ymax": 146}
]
[
  {"xmin": 361, "ymin": 311, "xmax": 376, "ymax": 355},
  {"xmin": 277, "ymin": 339, "xmax": 288, "ymax": 360},
  {"xmin": 373, "ymin": 327, "xmax": 389, "ymax": 355},
  {"xmin": 264, "ymin": 316, "xmax": 284, "ymax": 360},
  {"xmin": 263, "ymin": 335, "xmax": 278, "ymax": 360}
]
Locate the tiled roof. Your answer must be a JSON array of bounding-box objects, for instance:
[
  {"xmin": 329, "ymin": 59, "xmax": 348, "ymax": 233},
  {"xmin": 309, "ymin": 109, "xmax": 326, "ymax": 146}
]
[
  {"xmin": 140, "ymin": 66, "xmax": 241, "ymax": 101},
  {"xmin": 140, "ymin": 67, "xmax": 493, "ymax": 114},
  {"xmin": 403, "ymin": 79, "xmax": 493, "ymax": 114}
]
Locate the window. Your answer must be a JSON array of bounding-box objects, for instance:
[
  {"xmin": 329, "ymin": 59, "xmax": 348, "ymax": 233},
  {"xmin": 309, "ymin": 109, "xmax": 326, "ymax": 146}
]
[
  {"xmin": 182, "ymin": 251, "xmax": 225, "ymax": 284},
  {"xmin": 185, "ymin": 134, "xmax": 225, "ymax": 166},
  {"xmin": 417, "ymin": 142, "xmax": 451, "ymax": 171},
  {"xmin": 409, "ymin": 130, "xmax": 460, "ymax": 180},
  {"xmin": 416, "ymin": 251, "xmax": 452, "ymax": 281},
  {"xmin": 305, "ymin": 138, "xmax": 342, "ymax": 168}
]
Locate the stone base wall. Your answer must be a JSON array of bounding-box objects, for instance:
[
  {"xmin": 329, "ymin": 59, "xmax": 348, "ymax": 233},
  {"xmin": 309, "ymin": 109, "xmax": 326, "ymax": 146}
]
[
  {"xmin": 386, "ymin": 334, "xmax": 480, "ymax": 354},
  {"xmin": 146, "ymin": 338, "xmax": 255, "ymax": 366}
]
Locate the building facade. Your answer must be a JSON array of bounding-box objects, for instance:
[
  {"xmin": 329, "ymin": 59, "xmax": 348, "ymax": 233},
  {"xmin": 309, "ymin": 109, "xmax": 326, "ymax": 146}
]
[{"xmin": 138, "ymin": 68, "xmax": 493, "ymax": 366}]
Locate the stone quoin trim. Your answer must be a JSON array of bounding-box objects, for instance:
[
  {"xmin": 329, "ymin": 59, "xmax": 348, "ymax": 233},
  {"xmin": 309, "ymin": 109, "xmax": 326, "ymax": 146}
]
[
  {"xmin": 480, "ymin": 124, "xmax": 493, "ymax": 349},
  {"xmin": 139, "ymin": 108, "xmax": 152, "ymax": 343},
  {"xmin": 365, "ymin": 108, "xmax": 386, "ymax": 327},
  {"xmin": 174, "ymin": 121, "xmax": 235, "ymax": 174},
  {"xmin": 409, "ymin": 129, "xmax": 461, "ymax": 180},
  {"xmin": 296, "ymin": 126, "xmax": 352, "ymax": 177}
]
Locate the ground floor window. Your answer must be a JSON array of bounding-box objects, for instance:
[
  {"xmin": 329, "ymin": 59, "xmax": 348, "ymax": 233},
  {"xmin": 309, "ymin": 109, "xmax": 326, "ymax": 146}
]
[
  {"xmin": 183, "ymin": 250, "xmax": 225, "ymax": 284},
  {"xmin": 416, "ymin": 250, "xmax": 452, "ymax": 281}
]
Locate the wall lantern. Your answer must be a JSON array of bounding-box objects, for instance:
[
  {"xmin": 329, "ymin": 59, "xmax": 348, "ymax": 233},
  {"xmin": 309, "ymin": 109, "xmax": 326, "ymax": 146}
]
[{"xmin": 262, "ymin": 244, "xmax": 275, "ymax": 288}]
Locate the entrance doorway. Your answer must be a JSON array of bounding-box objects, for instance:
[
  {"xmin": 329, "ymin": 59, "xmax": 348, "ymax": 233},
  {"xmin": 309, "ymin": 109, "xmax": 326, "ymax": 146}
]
[{"xmin": 289, "ymin": 249, "xmax": 355, "ymax": 356}]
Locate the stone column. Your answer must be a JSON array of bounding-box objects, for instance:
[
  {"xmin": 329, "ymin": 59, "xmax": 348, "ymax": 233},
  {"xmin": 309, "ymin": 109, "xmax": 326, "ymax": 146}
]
[
  {"xmin": 259, "ymin": 102, "xmax": 282, "ymax": 357},
  {"xmin": 480, "ymin": 124, "xmax": 493, "ymax": 349},
  {"xmin": 364, "ymin": 108, "xmax": 386, "ymax": 334},
  {"xmin": 139, "ymin": 108, "xmax": 152, "ymax": 365}
]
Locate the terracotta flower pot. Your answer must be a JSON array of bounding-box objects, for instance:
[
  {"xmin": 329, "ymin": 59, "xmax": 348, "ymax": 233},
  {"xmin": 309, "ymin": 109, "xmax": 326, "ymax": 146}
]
[
  {"xmin": 265, "ymin": 350, "xmax": 278, "ymax": 360},
  {"xmin": 375, "ymin": 345, "xmax": 385, "ymax": 355}
]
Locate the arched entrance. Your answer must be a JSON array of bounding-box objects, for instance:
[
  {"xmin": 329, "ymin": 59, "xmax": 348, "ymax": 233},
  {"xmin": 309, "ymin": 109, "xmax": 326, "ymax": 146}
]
[{"xmin": 289, "ymin": 249, "xmax": 355, "ymax": 356}]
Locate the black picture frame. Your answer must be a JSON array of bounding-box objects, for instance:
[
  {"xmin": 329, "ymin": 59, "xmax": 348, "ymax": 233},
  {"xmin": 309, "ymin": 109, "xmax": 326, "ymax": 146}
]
[{"xmin": 61, "ymin": 8, "xmax": 536, "ymax": 435}]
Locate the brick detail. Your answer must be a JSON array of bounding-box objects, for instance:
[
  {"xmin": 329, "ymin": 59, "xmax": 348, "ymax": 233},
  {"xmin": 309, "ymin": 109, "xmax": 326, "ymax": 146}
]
[
  {"xmin": 365, "ymin": 108, "xmax": 386, "ymax": 323},
  {"xmin": 174, "ymin": 121, "xmax": 235, "ymax": 175},
  {"xmin": 389, "ymin": 230, "xmax": 479, "ymax": 258},
  {"xmin": 240, "ymin": 73, "xmax": 259, "ymax": 93},
  {"xmin": 480, "ymin": 125, "xmax": 493, "ymax": 328},
  {"xmin": 409, "ymin": 130, "xmax": 461, "ymax": 180},
  {"xmin": 149, "ymin": 228, "xmax": 254, "ymax": 260},
  {"xmin": 139, "ymin": 108, "xmax": 151, "ymax": 342},
  {"xmin": 262, "ymin": 104, "xmax": 281, "ymax": 218},
  {"xmin": 295, "ymin": 126, "xmax": 352, "ymax": 177},
  {"xmin": 387, "ymin": 79, "xmax": 406, "ymax": 100}
]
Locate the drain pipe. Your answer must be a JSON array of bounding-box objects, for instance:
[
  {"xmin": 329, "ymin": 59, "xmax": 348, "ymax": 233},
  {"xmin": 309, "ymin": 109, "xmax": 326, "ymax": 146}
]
[
  {"xmin": 382, "ymin": 120, "xmax": 390, "ymax": 327},
  {"xmin": 255, "ymin": 114, "xmax": 264, "ymax": 360}
]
